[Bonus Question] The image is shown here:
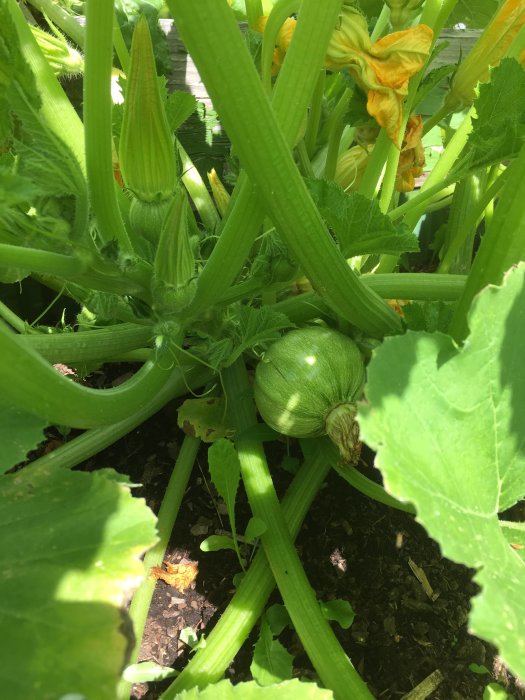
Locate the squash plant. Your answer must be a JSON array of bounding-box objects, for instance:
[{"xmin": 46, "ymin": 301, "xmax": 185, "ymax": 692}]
[{"xmin": 1, "ymin": 0, "xmax": 525, "ymax": 698}]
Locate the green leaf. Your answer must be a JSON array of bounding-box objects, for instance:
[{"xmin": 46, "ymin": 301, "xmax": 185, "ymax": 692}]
[
  {"xmin": 178, "ymin": 396, "xmax": 235, "ymax": 442},
  {"xmin": 462, "ymin": 59, "xmax": 525, "ymax": 170},
  {"xmin": 166, "ymin": 90, "xmax": 198, "ymax": 132},
  {"xmin": 171, "ymin": 678, "xmax": 334, "ymax": 699},
  {"xmin": 244, "ymin": 516, "xmax": 267, "ymax": 542},
  {"xmin": 250, "ymin": 619, "xmax": 294, "ymax": 686},
  {"xmin": 358, "ymin": 264, "xmax": 525, "ymax": 680},
  {"xmin": 448, "ymin": 0, "xmax": 499, "ymax": 28},
  {"xmin": 123, "ymin": 661, "xmax": 178, "ymax": 683},
  {"xmin": 305, "ymin": 178, "xmax": 419, "ymax": 258},
  {"xmin": 320, "ymin": 599, "xmax": 355, "ymax": 629},
  {"xmin": 413, "ymin": 63, "xmax": 455, "ymax": 111},
  {"xmin": 402, "ymin": 300, "xmax": 456, "ymax": 333},
  {"xmin": 208, "ymin": 439, "xmax": 241, "ymax": 553},
  {"xmin": 0, "ymin": 463, "xmax": 157, "ymax": 700},
  {"xmin": 483, "ymin": 683, "xmax": 516, "ymax": 700},
  {"xmin": 179, "ymin": 627, "xmax": 207, "ymax": 650},
  {"xmin": 501, "ymin": 521, "xmax": 525, "ymax": 563},
  {"xmin": 265, "ymin": 603, "xmax": 291, "ymax": 636},
  {"xmin": 226, "ymin": 305, "xmax": 293, "ymax": 366},
  {"xmin": 0, "ymin": 404, "xmax": 47, "ymax": 474},
  {"xmin": 200, "ymin": 534, "xmax": 238, "ymax": 553}
]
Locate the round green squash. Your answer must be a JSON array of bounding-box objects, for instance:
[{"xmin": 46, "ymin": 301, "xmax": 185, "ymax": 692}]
[{"xmin": 254, "ymin": 327, "xmax": 365, "ymax": 462}]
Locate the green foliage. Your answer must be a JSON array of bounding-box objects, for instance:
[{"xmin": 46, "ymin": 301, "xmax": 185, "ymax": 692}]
[
  {"xmin": 123, "ymin": 661, "xmax": 178, "ymax": 683},
  {"xmin": 320, "ymin": 599, "xmax": 355, "ymax": 629},
  {"xmin": 305, "ymin": 178, "xmax": 419, "ymax": 258},
  {"xmin": 171, "ymin": 678, "xmax": 334, "ymax": 698},
  {"xmin": 0, "ymin": 404, "xmax": 47, "ymax": 474},
  {"xmin": 461, "ymin": 59, "xmax": 525, "ymax": 170},
  {"xmin": 0, "ymin": 463, "xmax": 157, "ymax": 700},
  {"xmin": 178, "ymin": 396, "xmax": 234, "ymax": 442},
  {"xmin": 208, "ymin": 438, "xmax": 243, "ymax": 564},
  {"xmin": 250, "ymin": 618, "xmax": 294, "ymax": 686},
  {"xmin": 401, "ymin": 300, "xmax": 456, "ymax": 333},
  {"xmin": 191, "ymin": 304, "xmax": 293, "ymax": 372},
  {"xmin": 359, "ymin": 264, "xmax": 525, "ymax": 680}
]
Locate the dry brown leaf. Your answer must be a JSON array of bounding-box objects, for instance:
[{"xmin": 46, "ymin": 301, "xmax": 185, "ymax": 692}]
[{"xmin": 151, "ymin": 561, "xmax": 198, "ymax": 592}]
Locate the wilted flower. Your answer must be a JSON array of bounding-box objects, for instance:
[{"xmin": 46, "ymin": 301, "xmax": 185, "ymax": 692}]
[
  {"xmin": 395, "ymin": 114, "xmax": 426, "ymax": 192},
  {"xmin": 255, "ymin": 16, "xmax": 297, "ymax": 76},
  {"xmin": 445, "ymin": 0, "xmax": 525, "ymax": 111},
  {"xmin": 325, "ymin": 7, "xmax": 433, "ymax": 142}
]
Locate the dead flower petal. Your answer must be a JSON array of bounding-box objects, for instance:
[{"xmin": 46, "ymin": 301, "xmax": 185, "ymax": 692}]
[{"xmin": 151, "ymin": 561, "xmax": 199, "ymax": 592}]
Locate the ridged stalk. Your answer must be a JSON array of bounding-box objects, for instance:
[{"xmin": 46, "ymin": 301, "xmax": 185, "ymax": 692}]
[
  {"xmin": 26, "ymin": 363, "xmax": 213, "ymax": 472},
  {"xmin": 118, "ymin": 436, "xmax": 201, "ymax": 700},
  {"xmin": 223, "ymin": 360, "xmax": 373, "ymax": 700},
  {"xmin": 84, "ymin": 0, "xmax": 134, "ymax": 253},
  {"xmin": 168, "ymin": 0, "xmax": 400, "ymax": 336},
  {"xmin": 0, "ymin": 322, "xmax": 176, "ymax": 429},
  {"xmin": 21, "ymin": 323, "xmax": 153, "ymax": 364},
  {"xmin": 183, "ymin": 0, "xmax": 345, "ymax": 321},
  {"xmin": 449, "ymin": 140, "xmax": 525, "ymax": 342},
  {"xmin": 159, "ymin": 439, "xmax": 332, "ymax": 697}
]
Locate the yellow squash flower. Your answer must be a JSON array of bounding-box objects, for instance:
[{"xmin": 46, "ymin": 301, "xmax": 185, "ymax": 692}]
[
  {"xmin": 255, "ymin": 15, "xmax": 297, "ymax": 76},
  {"xmin": 445, "ymin": 0, "xmax": 525, "ymax": 111},
  {"xmin": 325, "ymin": 7, "xmax": 433, "ymax": 142}
]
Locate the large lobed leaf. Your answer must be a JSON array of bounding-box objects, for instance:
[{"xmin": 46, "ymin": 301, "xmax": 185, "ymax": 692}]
[
  {"xmin": 0, "ymin": 463, "xmax": 157, "ymax": 700},
  {"xmin": 172, "ymin": 678, "xmax": 333, "ymax": 699},
  {"xmin": 358, "ymin": 264, "xmax": 525, "ymax": 679}
]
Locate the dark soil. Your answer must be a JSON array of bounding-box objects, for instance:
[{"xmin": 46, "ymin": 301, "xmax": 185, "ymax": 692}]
[{"xmin": 68, "ymin": 392, "xmax": 525, "ymax": 700}]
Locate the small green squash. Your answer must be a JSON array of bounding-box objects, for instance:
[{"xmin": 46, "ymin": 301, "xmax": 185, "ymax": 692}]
[{"xmin": 254, "ymin": 327, "xmax": 365, "ymax": 462}]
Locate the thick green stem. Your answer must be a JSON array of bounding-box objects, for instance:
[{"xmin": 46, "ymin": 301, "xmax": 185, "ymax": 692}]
[
  {"xmin": 402, "ymin": 106, "xmax": 475, "ymax": 233},
  {"xmin": 21, "ymin": 323, "xmax": 153, "ymax": 364},
  {"xmin": 117, "ymin": 436, "xmax": 201, "ymax": 700},
  {"xmin": 449, "ymin": 141, "xmax": 525, "ymax": 342},
  {"xmin": 0, "ymin": 323, "xmax": 181, "ymax": 429},
  {"xmin": 245, "ymin": 0, "xmax": 264, "ymax": 29},
  {"xmin": 177, "ymin": 139, "xmax": 220, "ymax": 231},
  {"xmin": 113, "ymin": 11, "xmax": 130, "ymax": 73},
  {"xmin": 170, "ymin": 0, "xmax": 400, "ymax": 336},
  {"xmin": 260, "ymin": 0, "xmax": 300, "ymax": 94},
  {"xmin": 84, "ymin": 0, "xmax": 134, "ymax": 254},
  {"xmin": 0, "ymin": 244, "xmax": 85, "ymax": 278},
  {"xmin": 223, "ymin": 360, "xmax": 373, "ymax": 700},
  {"xmin": 0, "ymin": 301, "xmax": 27, "ymax": 334},
  {"xmin": 183, "ymin": 0, "xmax": 348, "ymax": 323},
  {"xmin": 438, "ymin": 173, "xmax": 483, "ymax": 274},
  {"xmin": 272, "ymin": 272, "xmax": 466, "ymax": 324},
  {"xmin": 0, "ymin": 245, "xmax": 148, "ymax": 298},
  {"xmin": 160, "ymin": 439, "xmax": 333, "ymax": 697},
  {"xmin": 323, "ymin": 88, "xmax": 352, "ymax": 181},
  {"xmin": 305, "ymin": 69, "xmax": 326, "ymax": 157},
  {"xmin": 27, "ymin": 363, "xmax": 212, "ymax": 471}
]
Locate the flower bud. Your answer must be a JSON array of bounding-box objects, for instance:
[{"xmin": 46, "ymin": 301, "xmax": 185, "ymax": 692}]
[
  {"xmin": 152, "ymin": 188, "xmax": 196, "ymax": 313},
  {"xmin": 207, "ymin": 168, "xmax": 230, "ymax": 217},
  {"xmin": 118, "ymin": 17, "xmax": 177, "ymax": 202},
  {"xmin": 334, "ymin": 145, "xmax": 372, "ymax": 191},
  {"xmin": 30, "ymin": 24, "xmax": 84, "ymax": 77},
  {"xmin": 386, "ymin": 0, "xmax": 425, "ymax": 30}
]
